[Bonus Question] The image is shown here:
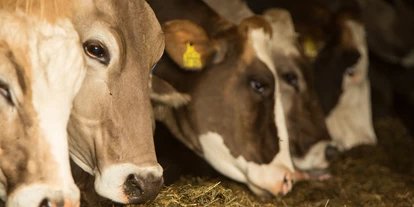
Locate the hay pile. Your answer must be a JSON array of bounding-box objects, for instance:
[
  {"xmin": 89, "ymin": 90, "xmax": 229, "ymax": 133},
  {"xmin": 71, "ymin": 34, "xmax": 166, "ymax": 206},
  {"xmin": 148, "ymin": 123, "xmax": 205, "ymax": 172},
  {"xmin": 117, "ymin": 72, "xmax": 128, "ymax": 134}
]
[{"xmin": 98, "ymin": 117, "xmax": 414, "ymax": 207}]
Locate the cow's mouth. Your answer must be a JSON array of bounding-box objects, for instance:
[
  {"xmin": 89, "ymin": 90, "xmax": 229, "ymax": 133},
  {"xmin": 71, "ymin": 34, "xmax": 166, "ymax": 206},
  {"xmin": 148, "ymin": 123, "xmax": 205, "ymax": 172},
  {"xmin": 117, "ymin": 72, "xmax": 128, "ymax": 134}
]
[{"xmin": 294, "ymin": 168, "xmax": 331, "ymax": 181}]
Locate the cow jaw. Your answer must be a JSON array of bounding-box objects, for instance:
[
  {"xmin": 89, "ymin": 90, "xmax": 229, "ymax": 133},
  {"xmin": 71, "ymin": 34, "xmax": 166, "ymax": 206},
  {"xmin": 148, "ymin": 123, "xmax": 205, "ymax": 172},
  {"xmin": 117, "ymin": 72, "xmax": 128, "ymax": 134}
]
[
  {"xmin": 292, "ymin": 141, "xmax": 331, "ymax": 174},
  {"xmin": 326, "ymin": 79, "xmax": 376, "ymax": 150},
  {"xmin": 199, "ymin": 132, "xmax": 292, "ymax": 196}
]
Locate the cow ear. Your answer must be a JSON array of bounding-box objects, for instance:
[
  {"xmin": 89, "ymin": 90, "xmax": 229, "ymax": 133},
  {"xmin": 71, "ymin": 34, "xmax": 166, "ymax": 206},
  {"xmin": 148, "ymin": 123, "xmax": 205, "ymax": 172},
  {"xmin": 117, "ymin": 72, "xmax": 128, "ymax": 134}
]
[
  {"xmin": 162, "ymin": 19, "xmax": 226, "ymax": 71},
  {"xmin": 150, "ymin": 75, "xmax": 191, "ymax": 108}
]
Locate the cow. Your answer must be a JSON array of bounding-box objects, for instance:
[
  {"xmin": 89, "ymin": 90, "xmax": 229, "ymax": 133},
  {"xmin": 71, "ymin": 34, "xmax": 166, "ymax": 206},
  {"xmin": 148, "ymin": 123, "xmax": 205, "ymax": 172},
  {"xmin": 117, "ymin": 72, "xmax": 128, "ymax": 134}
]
[
  {"xmin": 311, "ymin": 4, "xmax": 377, "ymax": 151},
  {"xmin": 208, "ymin": 0, "xmax": 377, "ymax": 151},
  {"xmin": 0, "ymin": 1, "xmax": 86, "ymax": 207},
  {"xmin": 66, "ymin": 0, "xmax": 165, "ymax": 205},
  {"xmin": 204, "ymin": 0, "xmax": 338, "ymax": 177},
  {"xmin": 148, "ymin": 0, "xmax": 295, "ymax": 197}
]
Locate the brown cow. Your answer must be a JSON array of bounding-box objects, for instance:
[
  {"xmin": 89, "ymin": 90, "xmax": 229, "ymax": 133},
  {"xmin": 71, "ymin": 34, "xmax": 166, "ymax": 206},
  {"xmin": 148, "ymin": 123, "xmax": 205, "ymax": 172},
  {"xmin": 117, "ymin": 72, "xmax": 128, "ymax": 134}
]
[
  {"xmin": 0, "ymin": 1, "xmax": 85, "ymax": 206},
  {"xmin": 67, "ymin": 0, "xmax": 165, "ymax": 205},
  {"xmin": 149, "ymin": 0, "xmax": 295, "ymax": 197}
]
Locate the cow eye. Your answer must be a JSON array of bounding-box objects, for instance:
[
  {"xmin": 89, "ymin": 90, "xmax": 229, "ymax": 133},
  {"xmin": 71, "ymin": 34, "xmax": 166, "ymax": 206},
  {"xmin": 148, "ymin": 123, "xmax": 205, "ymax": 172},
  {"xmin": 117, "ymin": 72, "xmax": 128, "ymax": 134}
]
[
  {"xmin": 345, "ymin": 67, "xmax": 356, "ymax": 76},
  {"xmin": 83, "ymin": 40, "xmax": 110, "ymax": 65},
  {"xmin": 282, "ymin": 72, "xmax": 299, "ymax": 91},
  {"xmin": 0, "ymin": 84, "xmax": 12, "ymax": 104},
  {"xmin": 250, "ymin": 80, "xmax": 265, "ymax": 94}
]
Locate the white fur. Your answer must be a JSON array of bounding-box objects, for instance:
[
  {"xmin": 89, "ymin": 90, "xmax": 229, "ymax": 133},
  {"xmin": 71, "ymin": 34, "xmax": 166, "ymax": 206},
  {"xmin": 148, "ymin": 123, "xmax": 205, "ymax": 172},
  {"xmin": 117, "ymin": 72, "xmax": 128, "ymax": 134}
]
[
  {"xmin": 326, "ymin": 20, "xmax": 376, "ymax": 151},
  {"xmin": 292, "ymin": 141, "xmax": 331, "ymax": 170},
  {"xmin": 6, "ymin": 184, "xmax": 66, "ymax": 207},
  {"xmin": 94, "ymin": 163, "xmax": 163, "ymax": 204},
  {"xmin": 29, "ymin": 18, "xmax": 85, "ymax": 198},
  {"xmin": 263, "ymin": 11, "xmax": 300, "ymax": 57}
]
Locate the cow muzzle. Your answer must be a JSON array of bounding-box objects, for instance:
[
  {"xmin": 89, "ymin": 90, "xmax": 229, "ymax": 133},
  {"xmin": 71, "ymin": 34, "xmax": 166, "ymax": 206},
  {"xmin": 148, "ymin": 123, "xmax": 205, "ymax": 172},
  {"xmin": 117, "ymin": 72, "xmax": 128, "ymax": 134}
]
[
  {"xmin": 6, "ymin": 184, "xmax": 80, "ymax": 207},
  {"xmin": 94, "ymin": 163, "xmax": 163, "ymax": 204}
]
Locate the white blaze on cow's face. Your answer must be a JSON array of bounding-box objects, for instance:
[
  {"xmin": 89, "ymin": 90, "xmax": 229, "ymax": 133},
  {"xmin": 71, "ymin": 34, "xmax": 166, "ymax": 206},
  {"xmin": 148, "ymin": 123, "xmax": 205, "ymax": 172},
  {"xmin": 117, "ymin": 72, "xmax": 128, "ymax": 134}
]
[
  {"xmin": 68, "ymin": 0, "xmax": 165, "ymax": 204},
  {"xmin": 262, "ymin": 9, "xmax": 337, "ymax": 176},
  {"xmin": 325, "ymin": 20, "xmax": 376, "ymax": 150},
  {"xmin": 0, "ymin": 2, "xmax": 85, "ymax": 207}
]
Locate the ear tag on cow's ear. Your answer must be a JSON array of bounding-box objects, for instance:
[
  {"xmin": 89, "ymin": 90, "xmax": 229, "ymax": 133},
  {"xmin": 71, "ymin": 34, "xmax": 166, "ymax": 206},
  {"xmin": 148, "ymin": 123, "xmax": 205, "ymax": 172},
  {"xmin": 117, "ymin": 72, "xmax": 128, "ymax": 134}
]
[
  {"xmin": 183, "ymin": 42, "xmax": 202, "ymax": 69},
  {"xmin": 303, "ymin": 37, "xmax": 317, "ymax": 58}
]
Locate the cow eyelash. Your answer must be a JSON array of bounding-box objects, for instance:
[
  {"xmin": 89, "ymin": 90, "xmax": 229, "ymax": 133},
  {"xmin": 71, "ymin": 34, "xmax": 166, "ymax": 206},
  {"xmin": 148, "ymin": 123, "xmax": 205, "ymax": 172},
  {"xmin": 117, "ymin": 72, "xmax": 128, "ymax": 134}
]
[{"xmin": 0, "ymin": 81, "xmax": 13, "ymax": 104}]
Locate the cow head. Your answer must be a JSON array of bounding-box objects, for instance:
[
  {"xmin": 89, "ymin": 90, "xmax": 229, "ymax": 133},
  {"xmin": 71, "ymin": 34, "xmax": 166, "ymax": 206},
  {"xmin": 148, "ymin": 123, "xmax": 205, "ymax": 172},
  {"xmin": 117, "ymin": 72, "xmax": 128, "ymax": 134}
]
[
  {"xmin": 0, "ymin": 1, "xmax": 85, "ymax": 206},
  {"xmin": 262, "ymin": 9, "xmax": 337, "ymax": 179},
  {"xmin": 201, "ymin": 0, "xmax": 338, "ymax": 179},
  {"xmin": 68, "ymin": 0, "xmax": 165, "ymax": 204},
  {"xmin": 313, "ymin": 8, "xmax": 376, "ymax": 151},
  {"xmin": 152, "ymin": 15, "xmax": 294, "ymax": 197}
]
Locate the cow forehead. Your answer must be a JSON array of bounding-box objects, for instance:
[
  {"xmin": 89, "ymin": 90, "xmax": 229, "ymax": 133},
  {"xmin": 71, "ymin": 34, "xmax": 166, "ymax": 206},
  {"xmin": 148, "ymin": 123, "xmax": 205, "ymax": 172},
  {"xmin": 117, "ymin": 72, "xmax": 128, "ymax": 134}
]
[{"xmin": 248, "ymin": 28, "xmax": 275, "ymax": 74}]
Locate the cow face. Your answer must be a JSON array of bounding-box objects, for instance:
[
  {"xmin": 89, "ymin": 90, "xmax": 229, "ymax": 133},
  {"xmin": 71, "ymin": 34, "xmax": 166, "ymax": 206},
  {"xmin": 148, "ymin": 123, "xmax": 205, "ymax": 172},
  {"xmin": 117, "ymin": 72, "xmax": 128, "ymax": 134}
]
[
  {"xmin": 152, "ymin": 16, "xmax": 294, "ymax": 197},
  {"xmin": 313, "ymin": 11, "xmax": 376, "ymax": 151},
  {"xmin": 0, "ymin": 2, "xmax": 85, "ymax": 207},
  {"xmin": 262, "ymin": 9, "xmax": 337, "ymax": 178},
  {"xmin": 68, "ymin": 0, "xmax": 165, "ymax": 204}
]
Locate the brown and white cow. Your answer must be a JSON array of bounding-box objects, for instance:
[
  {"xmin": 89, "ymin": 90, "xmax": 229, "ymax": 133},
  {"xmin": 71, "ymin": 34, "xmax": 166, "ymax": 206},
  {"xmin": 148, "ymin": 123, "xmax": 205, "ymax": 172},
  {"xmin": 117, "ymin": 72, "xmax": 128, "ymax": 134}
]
[
  {"xmin": 225, "ymin": 0, "xmax": 377, "ymax": 151},
  {"xmin": 204, "ymin": 0, "xmax": 337, "ymax": 177},
  {"xmin": 0, "ymin": 1, "xmax": 85, "ymax": 206},
  {"xmin": 66, "ymin": 0, "xmax": 165, "ymax": 205},
  {"xmin": 149, "ymin": 0, "xmax": 295, "ymax": 197},
  {"xmin": 306, "ymin": 4, "xmax": 377, "ymax": 151}
]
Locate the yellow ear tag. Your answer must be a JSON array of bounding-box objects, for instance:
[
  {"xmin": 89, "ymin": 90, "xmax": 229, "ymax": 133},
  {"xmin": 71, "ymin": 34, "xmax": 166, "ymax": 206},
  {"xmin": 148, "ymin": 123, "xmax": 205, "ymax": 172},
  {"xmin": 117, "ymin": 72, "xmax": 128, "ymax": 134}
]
[
  {"xmin": 303, "ymin": 37, "xmax": 318, "ymax": 58},
  {"xmin": 183, "ymin": 42, "xmax": 202, "ymax": 69}
]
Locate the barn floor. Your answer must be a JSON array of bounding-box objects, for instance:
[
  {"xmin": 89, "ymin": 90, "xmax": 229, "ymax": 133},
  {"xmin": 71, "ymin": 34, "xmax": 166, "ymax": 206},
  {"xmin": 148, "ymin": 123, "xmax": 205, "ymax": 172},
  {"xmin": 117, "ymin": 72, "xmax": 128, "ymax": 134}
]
[{"xmin": 94, "ymin": 117, "xmax": 414, "ymax": 207}]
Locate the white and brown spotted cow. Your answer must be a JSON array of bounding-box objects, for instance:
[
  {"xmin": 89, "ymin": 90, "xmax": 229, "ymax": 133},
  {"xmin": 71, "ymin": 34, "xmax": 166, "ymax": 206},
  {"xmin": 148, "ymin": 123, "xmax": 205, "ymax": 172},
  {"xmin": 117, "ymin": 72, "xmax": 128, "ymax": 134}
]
[
  {"xmin": 306, "ymin": 3, "xmax": 377, "ymax": 151},
  {"xmin": 222, "ymin": 0, "xmax": 377, "ymax": 151},
  {"xmin": 149, "ymin": 0, "xmax": 295, "ymax": 197},
  {"xmin": 0, "ymin": 1, "xmax": 86, "ymax": 207},
  {"xmin": 66, "ymin": 0, "xmax": 165, "ymax": 205},
  {"xmin": 204, "ymin": 0, "xmax": 338, "ymax": 177}
]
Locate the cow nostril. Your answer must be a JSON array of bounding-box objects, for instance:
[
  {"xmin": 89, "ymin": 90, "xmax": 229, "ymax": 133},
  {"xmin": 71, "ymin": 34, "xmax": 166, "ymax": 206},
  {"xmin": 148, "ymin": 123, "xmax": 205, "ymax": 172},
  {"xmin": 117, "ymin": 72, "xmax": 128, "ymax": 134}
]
[
  {"xmin": 39, "ymin": 198, "xmax": 64, "ymax": 207},
  {"xmin": 123, "ymin": 173, "xmax": 164, "ymax": 204},
  {"xmin": 39, "ymin": 199, "xmax": 53, "ymax": 207},
  {"xmin": 325, "ymin": 145, "xmax": 339, "ymax": 161},
  {"xmin": 124, "ymin": 174, "xmax": 144, "ymax": 197}
]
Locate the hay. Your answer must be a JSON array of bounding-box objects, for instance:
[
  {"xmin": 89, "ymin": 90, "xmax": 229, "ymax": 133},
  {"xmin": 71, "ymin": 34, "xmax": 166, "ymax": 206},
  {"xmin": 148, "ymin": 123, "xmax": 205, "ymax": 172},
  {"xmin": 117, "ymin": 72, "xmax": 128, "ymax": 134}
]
[{"xmin": 96, "ymin": 117, "xmax": 414, "ymax": 207}]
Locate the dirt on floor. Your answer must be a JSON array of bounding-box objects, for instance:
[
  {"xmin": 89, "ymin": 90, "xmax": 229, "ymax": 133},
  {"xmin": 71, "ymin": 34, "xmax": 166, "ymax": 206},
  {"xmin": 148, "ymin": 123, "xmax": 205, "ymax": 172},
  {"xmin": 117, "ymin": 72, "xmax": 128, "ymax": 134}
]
[{"xmin": 103, "ymin": 117, "xmax": 412, "ymax": 207}]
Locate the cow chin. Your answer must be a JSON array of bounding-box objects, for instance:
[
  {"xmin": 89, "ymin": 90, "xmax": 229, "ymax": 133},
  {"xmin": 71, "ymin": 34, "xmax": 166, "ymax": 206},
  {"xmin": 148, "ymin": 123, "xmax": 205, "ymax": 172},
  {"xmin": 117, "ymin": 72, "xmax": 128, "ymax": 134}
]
[
  {"xmin": 6, "ymin": 184, "xmax": 80, "ymax": 207},
  {"xmin": 326, "ymin": 80, "xmax": 377, "ymax": 151},
  {"xmin": 292, "ymin": 141, "xmax": 333, "ymax": 181},
  {"xmin": 94, "ymin": 163, "xmax": 163, "ymax": 204},
  {"xmin": 199, "ymin": 132, "xmax": 293, "ymax": 197}
]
